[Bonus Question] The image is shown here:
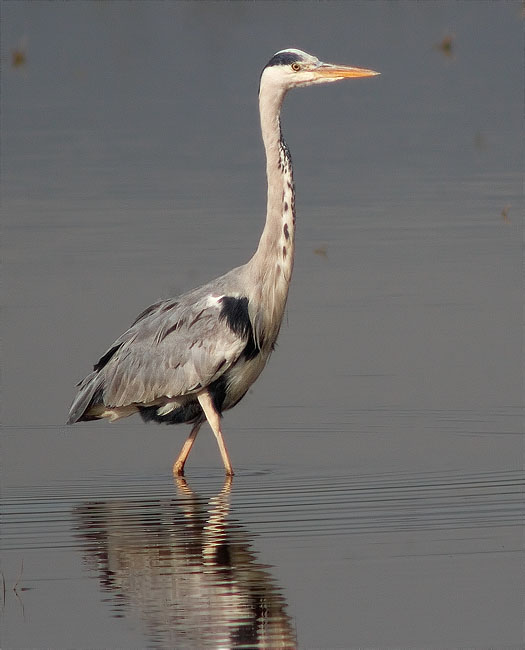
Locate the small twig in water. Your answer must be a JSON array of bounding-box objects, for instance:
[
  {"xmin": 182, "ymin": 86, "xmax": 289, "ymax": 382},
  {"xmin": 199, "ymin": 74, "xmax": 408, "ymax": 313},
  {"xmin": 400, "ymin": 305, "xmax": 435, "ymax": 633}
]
[{"xmin": 13, "ymin": 559, "xmax": 24, "ymax": 596}]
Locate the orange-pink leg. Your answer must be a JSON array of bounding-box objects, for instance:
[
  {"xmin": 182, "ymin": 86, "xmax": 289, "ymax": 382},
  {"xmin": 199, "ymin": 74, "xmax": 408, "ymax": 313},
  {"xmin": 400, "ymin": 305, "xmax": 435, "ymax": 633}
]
[
  {"xmin": 173, "ymin": 422, "xmax": 202, "ymax": 476},
  {"xmin": 197, "ymin": 390, "xmax": 235, "ymax": 476}
]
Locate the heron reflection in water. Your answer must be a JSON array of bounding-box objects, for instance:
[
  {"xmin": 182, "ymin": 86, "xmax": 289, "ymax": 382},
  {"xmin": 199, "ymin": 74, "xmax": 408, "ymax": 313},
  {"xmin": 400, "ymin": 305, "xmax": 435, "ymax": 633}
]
[
  {"xmin": 72, "ymin": 478, "xmax": 296, "ymax": 648},
  {"xmin": 67, "ymin": 49, "xmax": 379, "ymax": 475}
]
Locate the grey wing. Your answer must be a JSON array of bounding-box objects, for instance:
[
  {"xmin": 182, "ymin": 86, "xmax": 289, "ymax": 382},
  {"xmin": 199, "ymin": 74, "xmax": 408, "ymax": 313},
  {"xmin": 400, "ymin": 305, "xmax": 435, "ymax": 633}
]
[{"xmin": 68, "ymin": 292, "xmax": 249, "ymax": 421}]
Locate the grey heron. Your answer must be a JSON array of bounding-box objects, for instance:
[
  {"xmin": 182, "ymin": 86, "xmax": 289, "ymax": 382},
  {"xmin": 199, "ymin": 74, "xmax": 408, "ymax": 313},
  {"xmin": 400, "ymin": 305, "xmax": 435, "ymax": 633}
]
[{"xmin": 67, "ymin": 49, "xmax": 379, "ymax": 476}]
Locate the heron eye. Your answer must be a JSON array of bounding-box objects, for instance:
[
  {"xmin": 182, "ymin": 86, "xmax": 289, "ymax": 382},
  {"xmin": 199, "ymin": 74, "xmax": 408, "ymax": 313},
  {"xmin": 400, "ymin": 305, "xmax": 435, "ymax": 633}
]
[{"xmin": 291, "ymin": 62, "xmax": 301, "ymax": 72}]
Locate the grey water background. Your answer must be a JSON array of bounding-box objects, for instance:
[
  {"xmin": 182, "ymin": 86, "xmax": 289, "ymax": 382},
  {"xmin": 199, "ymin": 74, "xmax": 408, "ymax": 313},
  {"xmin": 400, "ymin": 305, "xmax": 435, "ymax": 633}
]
[{"xmin": 1, "ymin": 1, "xmax": 523, "ymax": 648}]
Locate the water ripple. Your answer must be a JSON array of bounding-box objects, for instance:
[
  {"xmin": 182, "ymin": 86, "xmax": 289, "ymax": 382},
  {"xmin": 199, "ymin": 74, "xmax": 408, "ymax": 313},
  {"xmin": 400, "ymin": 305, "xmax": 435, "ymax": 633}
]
[
  {"xmin": 2, "ymin": 468, "xmax": 523, "ymax": 648},
  {"xmin": 2, "ymin": 468, "xmax": 523, "ymax": 550}
]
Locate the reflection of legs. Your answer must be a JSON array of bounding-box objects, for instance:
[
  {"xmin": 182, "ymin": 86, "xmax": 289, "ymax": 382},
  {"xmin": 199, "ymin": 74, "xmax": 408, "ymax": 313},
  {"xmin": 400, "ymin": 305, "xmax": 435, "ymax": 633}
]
[
  {"xmin": 197, "ymin": 390, "xmax": 234, "ymax": 476},
  {"xmin": 173, "ymin": 422, "xmax": 201, "ymax": 476}
]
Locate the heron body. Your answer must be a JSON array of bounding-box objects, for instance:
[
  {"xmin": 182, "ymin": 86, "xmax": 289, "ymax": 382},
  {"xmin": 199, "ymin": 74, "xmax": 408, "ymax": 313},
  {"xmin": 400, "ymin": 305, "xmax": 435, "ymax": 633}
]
[{"xmin": 67, "ymin": 49, "xmax": 379, "ymax": 475}]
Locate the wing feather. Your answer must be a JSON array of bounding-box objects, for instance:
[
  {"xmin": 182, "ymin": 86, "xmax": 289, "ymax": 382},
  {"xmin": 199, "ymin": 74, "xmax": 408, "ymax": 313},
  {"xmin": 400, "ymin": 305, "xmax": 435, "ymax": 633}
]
[{"xmin": 94, "ymin": 293, "xmax": 247, "ymax": 408}]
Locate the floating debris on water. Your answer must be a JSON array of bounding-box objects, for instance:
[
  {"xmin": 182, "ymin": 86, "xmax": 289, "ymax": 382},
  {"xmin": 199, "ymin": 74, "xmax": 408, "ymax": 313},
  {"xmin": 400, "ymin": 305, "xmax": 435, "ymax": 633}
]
[
  {"xmin": 11, "ymin": 36, "xmax": 27, "ymax": 69},
  {"xmin": 435, "ymin": 33, "xmax": 455, "ymax": 58}
]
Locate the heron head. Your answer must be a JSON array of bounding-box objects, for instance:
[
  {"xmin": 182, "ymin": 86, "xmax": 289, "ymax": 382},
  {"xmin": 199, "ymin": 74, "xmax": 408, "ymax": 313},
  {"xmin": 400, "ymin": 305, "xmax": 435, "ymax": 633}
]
[{"xmin": 260, "ymin": 48, "xmax": 379, "ymax": 93}]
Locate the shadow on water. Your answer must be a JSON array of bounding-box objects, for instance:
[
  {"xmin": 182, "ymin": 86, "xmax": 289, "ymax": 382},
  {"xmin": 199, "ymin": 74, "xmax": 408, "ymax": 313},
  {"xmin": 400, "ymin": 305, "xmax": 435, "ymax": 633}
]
[{"xmin": 71, "ymin": 477, "xmax": 297, "ymax": 649}]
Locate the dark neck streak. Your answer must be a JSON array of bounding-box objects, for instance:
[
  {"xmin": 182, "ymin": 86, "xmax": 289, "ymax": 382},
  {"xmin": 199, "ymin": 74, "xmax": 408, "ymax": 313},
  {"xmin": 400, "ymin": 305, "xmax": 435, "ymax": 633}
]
[{"xmin": 252, "ymin": 101, "xmax": 296, "ymax": 276}]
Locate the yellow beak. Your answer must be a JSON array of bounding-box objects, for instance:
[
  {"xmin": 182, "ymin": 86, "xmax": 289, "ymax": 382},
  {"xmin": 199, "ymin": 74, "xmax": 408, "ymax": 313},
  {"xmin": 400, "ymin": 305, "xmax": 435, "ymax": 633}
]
[{"xmin": 316, "ymin": 64, "xmax": 380, "ymax": 79}]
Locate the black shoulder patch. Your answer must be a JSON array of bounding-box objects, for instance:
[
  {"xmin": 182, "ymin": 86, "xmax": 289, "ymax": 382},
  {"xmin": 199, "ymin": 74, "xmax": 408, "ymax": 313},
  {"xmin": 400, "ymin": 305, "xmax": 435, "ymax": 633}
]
[
  {"xmin": 264, "ymin": 51, "xmax": 304, "ymax": 69},
  {"xmin": 219, "ymin": 297, "xmax": 251, "ymax": 338},
  {"xmin": 93, "ymin": 344, "xmax": 122, "ymax": 372},
  {"xmin": 219, "ymin": 296, "xmax": 260, "ymax": 360}
]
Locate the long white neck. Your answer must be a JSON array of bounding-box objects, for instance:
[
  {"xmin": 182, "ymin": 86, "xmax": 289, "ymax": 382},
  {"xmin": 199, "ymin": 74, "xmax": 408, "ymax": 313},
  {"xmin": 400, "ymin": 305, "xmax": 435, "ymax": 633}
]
[
  {"xmin": 253, "ymin": 82, "xmax": 296, "ymax": 272},
  {"xmin": 247, "ymin": 79, "xmax": 296, "ymax": 348}
]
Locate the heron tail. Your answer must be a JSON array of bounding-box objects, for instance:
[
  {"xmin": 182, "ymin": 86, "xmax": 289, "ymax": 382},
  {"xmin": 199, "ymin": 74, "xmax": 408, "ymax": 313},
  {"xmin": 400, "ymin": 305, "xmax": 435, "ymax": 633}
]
[{"xmin": 66, "ymin": 371, "xmax": 105, "ymax": 424}]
